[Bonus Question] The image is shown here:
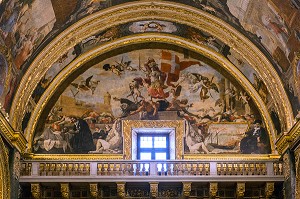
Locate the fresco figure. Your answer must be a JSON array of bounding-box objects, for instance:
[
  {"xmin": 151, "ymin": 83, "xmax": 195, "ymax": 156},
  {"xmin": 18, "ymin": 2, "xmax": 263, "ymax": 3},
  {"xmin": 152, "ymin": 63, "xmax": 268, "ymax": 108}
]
[
  {"xmin": 113, "ymin": 97, "xmax": 140, "ymax": 118},
  {"xmin": 70, "ymin": 117, "xmax": 95, "ymax": 153},
  {"xmin": 261, "ymin": 15, "xmax": 290, "ymax": 56},
  {"xmin": 130, "ymin": 99, "xmax": 158, "ymax": 120},
  {"xmin": 240, "ymin": 119, "xmax": 271, "ymax": 154},
  {"xmin": 185, "ymin": 120, "xmax": 210, "ymax": 154},
  {"xmin": 33, "ymin": 124, "xmax": 71, "ymax": 153},
  {"xmin": 91, "ymin": 126, "xmax": 110, "ymax": 153},
  {"xmin": 3, "ymin": 75, "xmax": 17, "ymax": 112}
]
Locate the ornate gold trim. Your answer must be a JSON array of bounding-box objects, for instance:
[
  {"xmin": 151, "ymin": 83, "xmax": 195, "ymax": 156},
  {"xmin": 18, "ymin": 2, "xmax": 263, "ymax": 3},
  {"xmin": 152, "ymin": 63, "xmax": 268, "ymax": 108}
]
[
  {"xmin": 23, "ymin": 153, "xmax": 123, "ymax": 160},
  {"xmin": 0, "ymin": 110, "xmax": 27, "ymax": 153},
  {"xmin": 182, "ymin": 182, "xmax": 192, "ymax": 197},
  {"xmin": 276, "ymin": 120, "xmax": 300, "ymax": 154},
  {"xmin": 25, "ymin": 34, "xmax": 276, "ymax": 154},
  {"xmin": 209, "ymin": 182, "xmax": 218, "ymax": 198},
  {"xmin": 89, "ymin": 183, "xmax": 99, "ymax": 199},
  {"xmin": 265, "ymin": 182, "xmax": 274, "ymax": 198},
  {"xmin": 61, "ymin": 183, "xmax": 70, "ymax": 199},
  {"xmin": 149, "ymin": 182, "xmax": 159, "ymax": 198},
  {"xmin": 123, "ymin": 120, "xmax": 184, "ymax": 160},
  {"xmin": 293, "ymin": 52, "xmax": 300, "ymax": 100},
  {"xmin": 117, "ymin": 182, "xmax": 126, "ymax": 198},
  {"xmin": 0, "ymin": 136, "xmax": 10, "ymax": 199},
  {"xmin": 184, "ymin": 154, "xmax": 281, "ymax": 161},
  {"xmin": 236, "ymin": 182, "xmax": 245, "ymax": 198},
  {"xmin": 31, "ymin": 183, "xmax": 41, "ymax": 199},
  {"xmin": 11, "ymin": 0, "xmax": 293, "ymax": 139}
]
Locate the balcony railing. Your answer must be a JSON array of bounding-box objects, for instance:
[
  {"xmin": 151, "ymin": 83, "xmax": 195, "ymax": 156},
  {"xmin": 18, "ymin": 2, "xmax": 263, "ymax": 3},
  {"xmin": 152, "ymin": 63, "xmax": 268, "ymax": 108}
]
[{"xmin": 20, "ymin": 160, "xmax": 284, "ymax": 182}]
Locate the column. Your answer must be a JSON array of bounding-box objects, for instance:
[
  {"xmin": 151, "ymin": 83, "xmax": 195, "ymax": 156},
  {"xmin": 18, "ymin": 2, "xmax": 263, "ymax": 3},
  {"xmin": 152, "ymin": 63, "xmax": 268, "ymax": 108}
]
[
  {"xmin": 209, "ymin": 182, "xmax": 218, "ymax": 199},
  {"xmin": 31, "ymin": 183, "xmax": 41, "ymax": 199},
  {"xmin": 90, "ymin": 183, "xmax": 98, "ymax": 199},
  {"xmin": 236, "ymin": 182, "xmax": 245, "ymax": 199},
  {"xmin": 149, "ymin": 182, "xmax": 159, "ymax": 198},
  {"xmin": 61, "ymin": 183, "xmax": 70, "ymax": 199},
  {"xmin": 182, "ymin": 182, "xmax": 192, "ymax": 198},
  {"xmin": 265, "ymin": 182, "xmax": 274, "ymax": 199},
  {"xmin": 116, "ymin": 182, "xmax": 126, "ymax": 199}
]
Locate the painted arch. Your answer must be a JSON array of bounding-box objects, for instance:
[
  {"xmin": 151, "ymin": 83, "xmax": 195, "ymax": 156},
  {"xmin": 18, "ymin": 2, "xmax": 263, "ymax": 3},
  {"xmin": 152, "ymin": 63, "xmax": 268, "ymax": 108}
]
[{"xmin": 4, "ymin": 1, "xmax": 293, "ymax": 155}]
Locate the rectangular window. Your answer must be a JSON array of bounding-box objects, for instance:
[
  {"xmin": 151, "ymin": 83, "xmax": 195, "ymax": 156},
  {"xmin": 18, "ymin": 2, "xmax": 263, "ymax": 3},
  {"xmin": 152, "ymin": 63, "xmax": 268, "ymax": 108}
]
[{"xmin": 137, "ymin": 134, "xmax": 169, "ymax": 160}]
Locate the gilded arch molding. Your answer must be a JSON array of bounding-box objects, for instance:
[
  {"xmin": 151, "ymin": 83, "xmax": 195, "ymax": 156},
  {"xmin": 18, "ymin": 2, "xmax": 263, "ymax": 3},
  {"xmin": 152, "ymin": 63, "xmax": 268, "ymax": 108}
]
[
  {"xmin": 11, "ymin": 1, "xmax": 293, "ymax": 134},
  {"xmin": 25, "ymin": 34, "xmax": 276, "ymax": 153}
]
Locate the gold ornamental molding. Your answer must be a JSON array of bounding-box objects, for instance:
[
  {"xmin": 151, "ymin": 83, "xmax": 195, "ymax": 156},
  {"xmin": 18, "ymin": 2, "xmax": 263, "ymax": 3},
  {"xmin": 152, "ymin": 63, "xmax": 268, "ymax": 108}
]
[
  {"xmin": 293, "ymin": 52, "xmax": 300, "ymax": 98},
  {"xmin": 24, "ymin": 34, "xmax": 277, "ymax": 154},
  {"xmin": 10, "ymin": 0, "xmax": 293, "ymax": 135},
  {"xmin": 276, "ymin": 120, "xmax": 300, "ymax": 155},
  {"xmin": 0, "ymin": 111, "xmax": 27, "ymax": 153},
  {"xmin": 123, "ymin": 120, "xmax": 184, "ymax": 160},
  {"xmin": 184, "ymin": 154, "xmax": 281, "ymax": 161},
  {"xmin": 23, "ymin": 153, "xmax": 123, "ymax": 161},
  {"xmin": 0, "ymin": 136, "xmax": 10, "ymax": 199}
]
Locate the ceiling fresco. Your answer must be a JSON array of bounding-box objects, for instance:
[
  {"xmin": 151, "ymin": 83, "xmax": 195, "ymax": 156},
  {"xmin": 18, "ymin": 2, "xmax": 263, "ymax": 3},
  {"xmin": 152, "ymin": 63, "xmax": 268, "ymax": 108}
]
[{"xmin": 32, "ymin": 49, "xmax": 271, "ymax": 155}]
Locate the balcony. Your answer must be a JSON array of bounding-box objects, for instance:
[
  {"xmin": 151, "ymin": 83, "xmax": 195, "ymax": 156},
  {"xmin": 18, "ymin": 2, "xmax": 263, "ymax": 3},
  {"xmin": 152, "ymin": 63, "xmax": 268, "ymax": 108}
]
[{"xmin": 20, "ymin": 160, "xmax": 284, "ymax": 183}]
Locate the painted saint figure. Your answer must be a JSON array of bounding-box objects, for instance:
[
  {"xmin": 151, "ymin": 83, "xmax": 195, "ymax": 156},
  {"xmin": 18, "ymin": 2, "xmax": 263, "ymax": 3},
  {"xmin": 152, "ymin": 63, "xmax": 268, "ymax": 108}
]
[
  {"xmin": 240, "ymin": 119, "xmax": 271, "ymax": 154},
  {"xmin": 71, "ymin": 117, "xmax": 95, "ymax": 153}
]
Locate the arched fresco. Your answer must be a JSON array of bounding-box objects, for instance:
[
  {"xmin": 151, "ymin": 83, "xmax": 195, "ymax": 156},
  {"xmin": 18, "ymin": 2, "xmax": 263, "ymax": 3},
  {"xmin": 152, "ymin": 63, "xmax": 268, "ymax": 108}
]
[
  {"xmin": 0, "ymin": 0, "xmax": 299, "ymax": 117},
  {"xmin": 33, "ymin": 49, "xmax": 271, "ymax": 155}
]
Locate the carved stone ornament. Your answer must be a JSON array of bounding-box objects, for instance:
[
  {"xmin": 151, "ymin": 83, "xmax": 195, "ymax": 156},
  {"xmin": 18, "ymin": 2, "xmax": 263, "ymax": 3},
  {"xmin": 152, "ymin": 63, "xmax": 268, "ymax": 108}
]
[
  {"xmin": 117, "ymin": 182, "xmax": 126, "ymax": 198},
  {"xmin": 90, "ymin": 183, "xmax": 98, "ymax": 199},
  {"xmin": 265, "ymin": 182, "xmax": 274, "ymax": 198},
  {"xmin": 31, "ymin": 183, "xmax": 41, "ymax": 199},
  {"xmin": 61, "ymin": 183, "xmax": 70, "ymax": 199},
  {"xmin": 182, "ymin": 182, "xmax": 192, "ymax": 197},
  {"xmin": 236, "ymin": 182, "xmax": 245, "ymax": 198},
  {"xmin": 209, "ymin": 182, "xmax": 218, "ymax": 198},
  {"xmin": 149, "ymin": 182, "xmax": 159, "ymax": 198}
]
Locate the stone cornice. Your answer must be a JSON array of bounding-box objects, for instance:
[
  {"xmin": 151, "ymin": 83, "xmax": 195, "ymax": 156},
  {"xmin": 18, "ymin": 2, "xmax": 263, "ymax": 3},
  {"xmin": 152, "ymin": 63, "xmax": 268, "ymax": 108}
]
[{"xmin": 0, "ymin": 112, "xmax": 27, "ymax": 153}]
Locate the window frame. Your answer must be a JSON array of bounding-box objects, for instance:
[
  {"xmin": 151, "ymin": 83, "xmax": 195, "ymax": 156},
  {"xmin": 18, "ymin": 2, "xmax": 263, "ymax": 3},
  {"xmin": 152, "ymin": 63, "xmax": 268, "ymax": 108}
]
[{"xmin": 137, "ymin": 133, "xmax": 170, "ymax": 160}]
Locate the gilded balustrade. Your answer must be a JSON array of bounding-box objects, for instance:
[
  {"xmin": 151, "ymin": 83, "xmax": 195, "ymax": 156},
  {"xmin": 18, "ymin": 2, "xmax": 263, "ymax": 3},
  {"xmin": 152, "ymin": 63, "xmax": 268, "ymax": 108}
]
[
  {"xmin": 20, "ymin": 160, "xmax": 283, "ymax": 180},
  {"xmin": 216, "ymin": 162, "xmax": 268, "ymax": 175}
]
